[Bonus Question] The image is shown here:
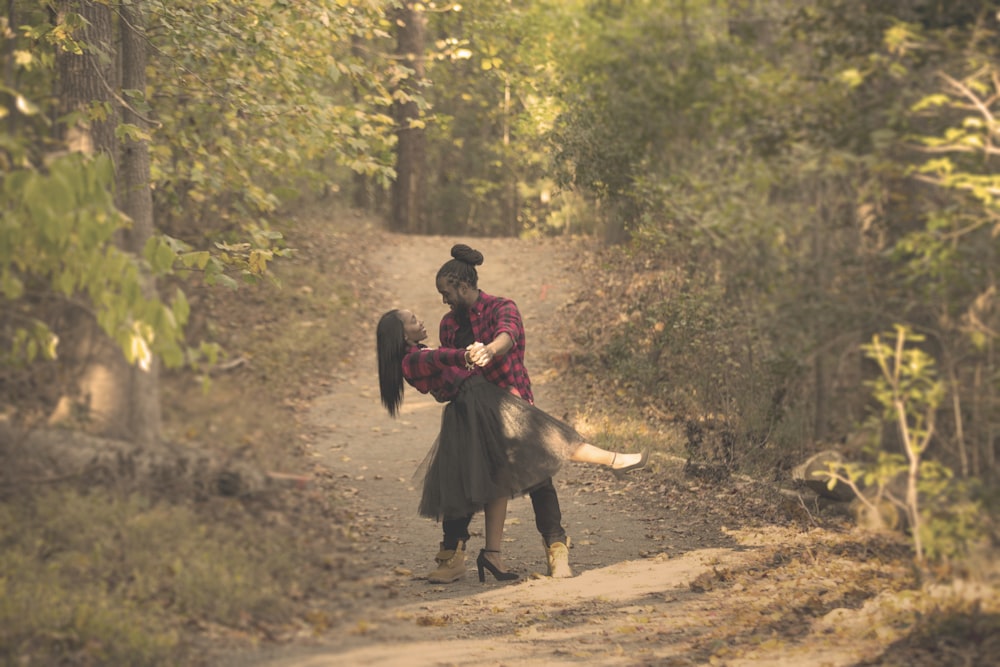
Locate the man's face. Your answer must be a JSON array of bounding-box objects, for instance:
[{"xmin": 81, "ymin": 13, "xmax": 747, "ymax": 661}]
[{"xmin": 437, "ymin": 277, "xmax": 472, "ymax": 311}]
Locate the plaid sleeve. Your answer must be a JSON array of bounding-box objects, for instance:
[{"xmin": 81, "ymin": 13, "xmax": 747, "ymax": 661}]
[
  {"xmin": 491, "ymin": 298, "xmax": 523, "ymax": 348},
  {"xmin": 402, "ymin": 347, "xmax": 467, "ymax": 380}
]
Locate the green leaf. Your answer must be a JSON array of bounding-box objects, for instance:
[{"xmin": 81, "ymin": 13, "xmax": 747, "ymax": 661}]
[
  {"xmin": 1, "ymin": 270, "xmax": 24, "ymax": 299},
  {"xmin": 148, "ymin": 238, "xmax": 177, "ymax": 274},
  {"xmin": 210, "ymin": 273, "xmax": 239, "ymax": 290},
  {"xmin": 172, "ymin": 289, "xmax": 190, "ymax": 327},
  {"xmin": 180, "ymin": 251, "xmax": 211, "ymax": 270}
]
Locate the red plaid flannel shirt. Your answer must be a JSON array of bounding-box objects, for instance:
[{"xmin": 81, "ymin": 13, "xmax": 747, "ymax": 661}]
[
  {"xmin": 401, "ymin": 344, "xmax": 472, "ymax": 403},
  {"xmin": 439, "ymin": 291, "xmax": 534, "ymax": 404}
]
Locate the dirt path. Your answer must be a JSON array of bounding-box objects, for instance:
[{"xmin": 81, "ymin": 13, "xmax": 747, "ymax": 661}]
[{"xmin": 240, "ymin": 229, "xmax": 910, "ymax": 667}]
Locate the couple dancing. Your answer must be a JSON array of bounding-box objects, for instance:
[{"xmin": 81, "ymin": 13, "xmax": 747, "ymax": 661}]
[{"xmin": 376, "ymin": 244, "xmax": 648, "ymax": 584}]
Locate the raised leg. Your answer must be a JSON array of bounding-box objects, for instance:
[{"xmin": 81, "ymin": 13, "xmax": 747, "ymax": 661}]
[{"xmin": 570, "ymin": 443, "xmax": 646, "ymax": 472}]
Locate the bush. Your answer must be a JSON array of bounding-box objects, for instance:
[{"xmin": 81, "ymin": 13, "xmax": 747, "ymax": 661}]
[{"xmin": 0, "ymin": 488, "xmax": 308, "ymax": 665}]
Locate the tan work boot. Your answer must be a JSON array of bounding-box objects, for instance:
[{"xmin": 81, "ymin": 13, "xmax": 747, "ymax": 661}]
[
  {"xmin": 545, "ymin": 538, "xmax": 573, "ymax": 578},
  {"xmin": 427, "ymin": 540, "xmax": 466, "ymax": 583}
]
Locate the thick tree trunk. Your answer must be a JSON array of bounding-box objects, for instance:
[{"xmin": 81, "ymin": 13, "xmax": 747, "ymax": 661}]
[
  {"xmin": 51, "ymin": 1, "xmax": 160, "ymax": 445},
  {"xmin": 390, "ymin": 2, "xmax": 426, "ymax": 233},
  {"xmin": 54, "ymin": 1, "xmax": 116, "ymax": 155}
]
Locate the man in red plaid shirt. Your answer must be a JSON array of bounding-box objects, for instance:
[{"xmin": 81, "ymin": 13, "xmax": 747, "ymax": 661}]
[{"xmin": 425, "ymin": 244, "xmax": 574, "ymax": 582}]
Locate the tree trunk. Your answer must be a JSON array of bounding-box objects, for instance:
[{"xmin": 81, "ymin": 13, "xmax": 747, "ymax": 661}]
[
  {"xmin": 390, "ymin": 2, "xmax": 426, "ymax": 233},
  {"xmin": 54, "ymin": 1, "xmax": 117, "ymax": 152},
  {"xmin": 350, "ymin": 35, "xmax": 374, "ymax": 212},
  {"xmin": 51, "ymin": 1, "xmax": 160, "ymax": 445},
  {"xmin": 119, "ymin": 0, "xmax": 161, "ymax": 445},
  {"xmin": 602, "ymin": 198, "xmax": 630, "ymax": 245},
  {"xmin": 3, "ymin": 0, "xmax": 20, "ymax": 137},
  {"xmin": 812, "ymin": 193, "xmax": 829, "ymax": 442}
]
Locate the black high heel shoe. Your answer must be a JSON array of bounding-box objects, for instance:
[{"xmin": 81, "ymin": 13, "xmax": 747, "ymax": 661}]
[
  {"xmin": 612, "ymin": 448, "xmax": 650, "ymax": 479},
  {"xmin": 477, "ymin": 549, "xmax": 519, "ymax": 583}
]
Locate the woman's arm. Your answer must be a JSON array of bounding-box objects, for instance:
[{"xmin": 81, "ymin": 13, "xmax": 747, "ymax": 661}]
[{"xmin": 401, "ymin": 346, "xmax": 471, "ymax": 380}]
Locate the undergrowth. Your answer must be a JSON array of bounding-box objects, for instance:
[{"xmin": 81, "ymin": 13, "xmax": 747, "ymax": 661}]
[
  {"xmin": 0, "ymin": 489, "xmax": 307, "ymax": 665},
  {"xmin": 0, "ymin": 203, "xmax": 367, "ymax": 665}
]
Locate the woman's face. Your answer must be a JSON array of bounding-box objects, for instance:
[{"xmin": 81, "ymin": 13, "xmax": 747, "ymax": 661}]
[{"xmin": 398, "ymin": 309, "xmax": 427, "ymax": 344}]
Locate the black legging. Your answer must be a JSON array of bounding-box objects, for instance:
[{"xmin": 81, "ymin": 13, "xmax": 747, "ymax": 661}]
[{"xmin": 441, "ymin": 477, "xmax": 567, "ymax": 549}]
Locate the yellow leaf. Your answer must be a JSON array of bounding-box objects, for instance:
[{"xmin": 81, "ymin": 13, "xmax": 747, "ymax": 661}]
[{"xmin": 16, "ymin": 95, "xmax": 40, "ymax": 116}]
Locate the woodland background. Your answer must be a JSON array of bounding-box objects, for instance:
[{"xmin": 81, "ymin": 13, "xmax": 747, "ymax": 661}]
[{"xmin": 1, "ymin": 1, "xmax": 998, "ymax": 664}]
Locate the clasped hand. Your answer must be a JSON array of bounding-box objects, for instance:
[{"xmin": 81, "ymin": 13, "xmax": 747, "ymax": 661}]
[{"xmin": 466, "ymin": 341, "xmax": 494, "ymax": 367}]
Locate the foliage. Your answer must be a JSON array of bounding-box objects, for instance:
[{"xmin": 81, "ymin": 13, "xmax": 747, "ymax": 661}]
[
  {"xmin": 2, "ymin": 0, "xmax": 406, "ymax": 404},
  {"xmin": 544, "ymin": 0, "xmax": 1000, "ymax": 503},
  {"xmin": 917, "ymin": 465, "xmax": 988, "ymax": 564},
  {"xmin": 1, "ymin": 151, "xmax": 191, "ymax": 371},
  {"xmin": 0, "ymin": 488, "xmax": 308, "ymax": 665},
  {"xmin": 420, "ymin": 0, "xmax": 573, "ymax": 235},
  {"xmin": 145, "ymin": 0, "xmax": 401, "ymax": 237},
  {"xmin": 550, "ymin": 2, "xmax": 733, "ymax": 205},
  {"xmin": 822, "ymin": 326, "xmax": 988, "ymax": 565},
  {"xmin": 0, "ymin": 208, "xmax": 374, "ymax": 665},
  {"xmin": 893, "ymin": 57, "xmax": 1000, "ymax": 478}
]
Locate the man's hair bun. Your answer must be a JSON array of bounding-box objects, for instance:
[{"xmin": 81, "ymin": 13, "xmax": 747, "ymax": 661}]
[{"xmin": 451, "ymin": 244, "xmax": 484, "ymax": 266}]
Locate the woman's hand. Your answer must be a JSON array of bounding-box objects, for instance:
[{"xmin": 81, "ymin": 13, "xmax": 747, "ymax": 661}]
[{"xmin": 467, "ymin": 341, "xmax": 493, "ymax": 367}]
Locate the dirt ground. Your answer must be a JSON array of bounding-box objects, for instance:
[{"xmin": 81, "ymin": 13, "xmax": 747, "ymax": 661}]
[{"xmin": 204, "ymin": 211, "xmax": 996, "ymax": 667}]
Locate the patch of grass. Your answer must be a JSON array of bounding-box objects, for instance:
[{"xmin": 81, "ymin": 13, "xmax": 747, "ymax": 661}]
[{"xmin": 0, "ymin": 486, "xmax": 334, "ymax": 665}]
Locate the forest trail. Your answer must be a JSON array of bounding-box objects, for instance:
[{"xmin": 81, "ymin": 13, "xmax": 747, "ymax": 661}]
[{"xmin": 236, "ymin": 227, "xmax": 903, "ymax": 667}]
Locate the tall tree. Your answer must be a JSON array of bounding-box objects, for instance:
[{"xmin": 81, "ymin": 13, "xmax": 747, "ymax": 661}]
[
  {"xmin": 419, "ymin": 0, "xmax": 570, "ymax": 236},
  {"xmin": 119, "ymin": 0, "xmax": 160, "ymax": 444},
  {"xmin": 390, "ymin": 1, "xmax": 427, "ymax": 233},
  {"xmin": 51, "ymin": 0, "xmax": 143, "ymax": 441}
]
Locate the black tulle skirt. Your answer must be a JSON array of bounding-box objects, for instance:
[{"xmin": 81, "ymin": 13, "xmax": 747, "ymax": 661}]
[{"xmin": 416, "ymin": 375, "xmax": 584, "ymax": 520}]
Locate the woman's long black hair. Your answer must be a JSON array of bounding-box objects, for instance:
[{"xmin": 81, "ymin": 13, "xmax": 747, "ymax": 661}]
[{"xmin": 376, "ymin": 309, "xmax": 406, "ymax": 417}]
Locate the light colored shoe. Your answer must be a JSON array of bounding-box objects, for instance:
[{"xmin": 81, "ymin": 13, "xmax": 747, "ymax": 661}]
[
  {"xmin": 427, "ymin": 540, "xmax": 466, "ymax": 583},
  {"xmin": 545, "ymin": 540, "xmax": 573, "ymax": 578},
  {"xmin": 612, "ymin": 448, "xmax": 650, "ymax": 479}
]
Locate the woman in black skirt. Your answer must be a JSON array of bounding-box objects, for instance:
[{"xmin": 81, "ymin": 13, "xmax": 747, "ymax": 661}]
[{"xmin": 376, "ymin": 308, "xmax": 648, "ymax": 582}]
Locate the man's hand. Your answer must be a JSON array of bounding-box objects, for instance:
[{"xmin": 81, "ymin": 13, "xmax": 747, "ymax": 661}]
[{"xmin": 467, "ymin": 341, "xmax": 493, "ymax": 367}]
